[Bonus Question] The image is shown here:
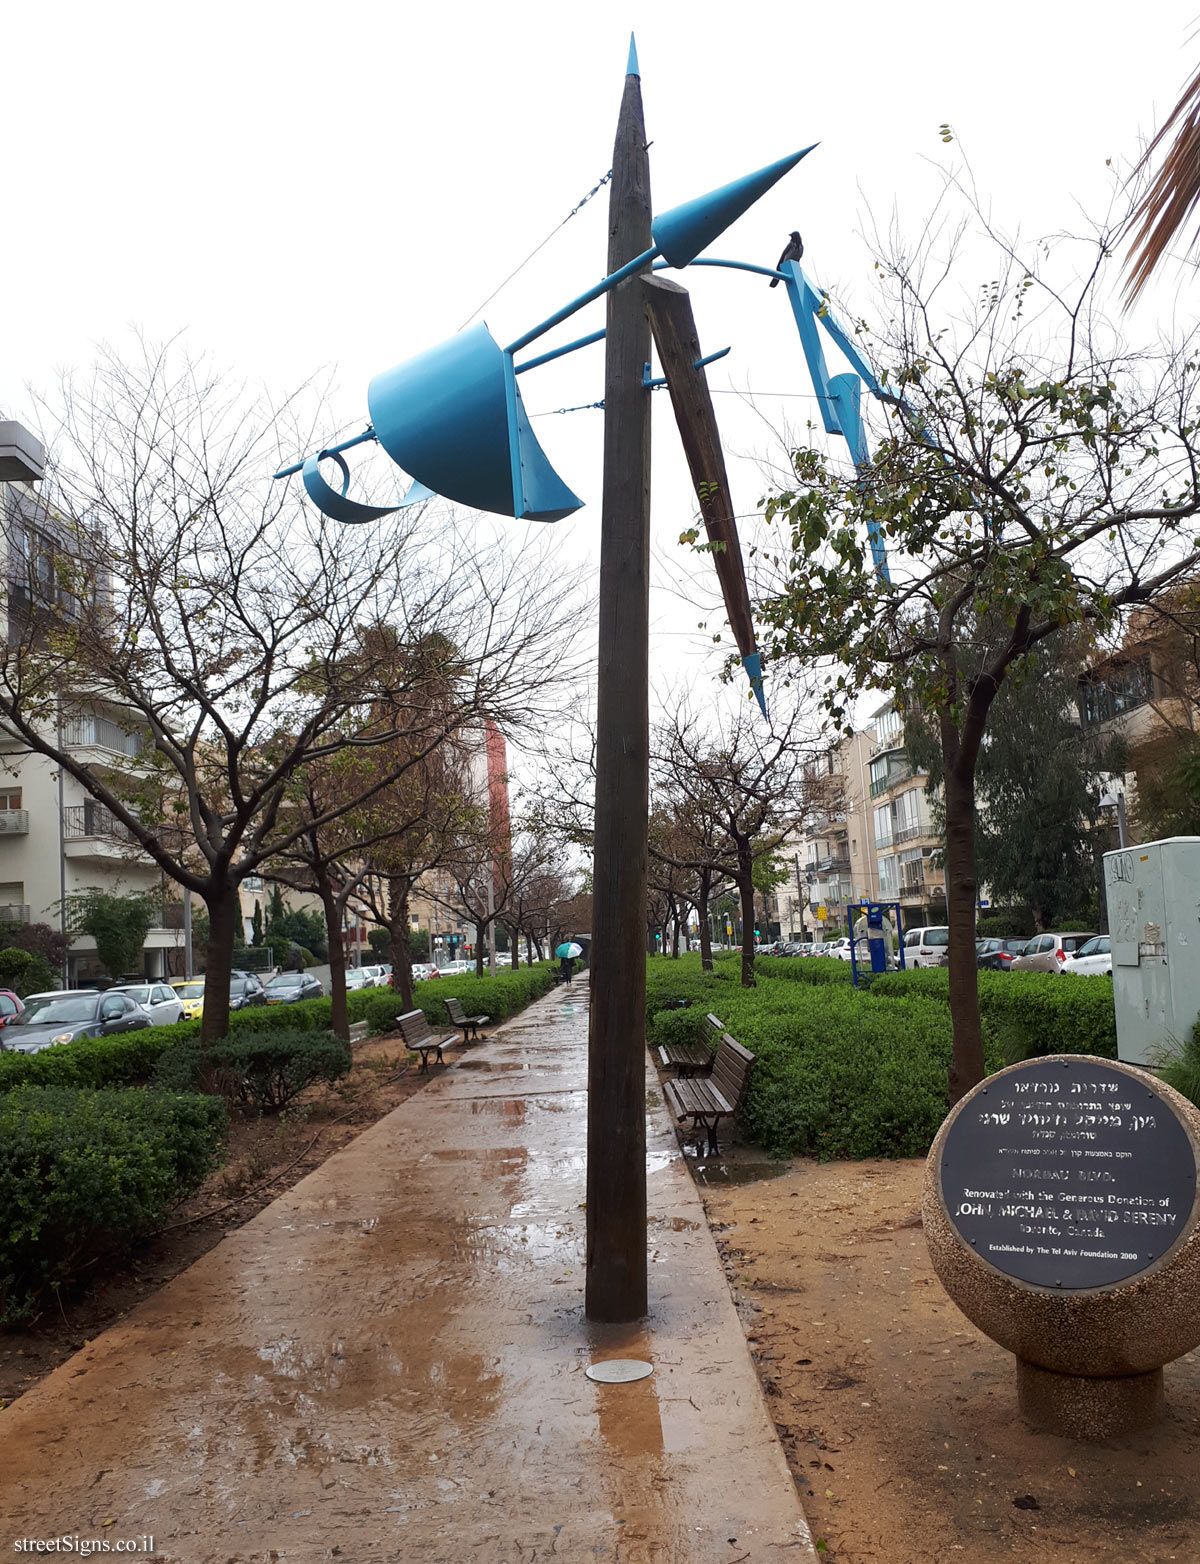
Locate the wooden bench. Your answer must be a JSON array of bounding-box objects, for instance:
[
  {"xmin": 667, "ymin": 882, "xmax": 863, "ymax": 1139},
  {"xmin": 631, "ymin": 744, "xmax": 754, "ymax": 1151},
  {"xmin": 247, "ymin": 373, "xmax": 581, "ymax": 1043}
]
[
  {"xmin": 397, "ymin": 1009, "xmax": 452, "ymax": 1073},
  {"xmin": 657, "ymin": 1010, "xmax": 724, "ymax": 1078},
  {"xmin": 446, "ymin": 996, "xmax": 489, "ymax": 1043},
  {"xmin": 663, "ymin": 1032, "xmax": 756, "ymax": 1156}
]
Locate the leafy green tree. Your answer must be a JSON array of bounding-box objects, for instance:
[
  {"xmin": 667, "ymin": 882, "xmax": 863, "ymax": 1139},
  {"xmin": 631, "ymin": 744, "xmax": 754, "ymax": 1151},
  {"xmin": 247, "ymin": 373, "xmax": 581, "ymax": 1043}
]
[
  {"xmin": 76, "ymin": 891, "xmax": 155, "ymax": 978},
  {"xmin": 755, "ymin": 182, "xmax": 1200, "ymax": 1100},
  {"xmin": 0, "ymin": 947, "xmax": 55, "ymax": 996},
  {"xmin": 906, "ymin": 643, "xmax": 1124, "ymax": 930}
]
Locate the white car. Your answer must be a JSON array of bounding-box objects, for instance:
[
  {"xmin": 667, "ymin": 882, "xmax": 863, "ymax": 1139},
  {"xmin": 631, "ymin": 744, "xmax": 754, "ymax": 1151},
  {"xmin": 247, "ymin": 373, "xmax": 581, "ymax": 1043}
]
[
  {"xmin": 817, "ymin": 937, "xmax": 853, "ymax": 960},
  {"xmin": 109, "ymin": 981, "xmax": 185, "ymax": 1026},
  {"xmin": 436, "ymin": 959, "xmax": 475, "ymax": 977},
  {"xmin": 411, "ymin": 963, "xmax": 441, "ymax": 982},
  {"xmin": 902, "ymin": 926, "xmax": 950, "ymax": 967},
  {"xmin": 1059, "ymin": 935, "xmax": 1112, "ymax": 976},
  {"xmin": 344, "ymin": 967, "xmax": 377, "ymax": 990}
]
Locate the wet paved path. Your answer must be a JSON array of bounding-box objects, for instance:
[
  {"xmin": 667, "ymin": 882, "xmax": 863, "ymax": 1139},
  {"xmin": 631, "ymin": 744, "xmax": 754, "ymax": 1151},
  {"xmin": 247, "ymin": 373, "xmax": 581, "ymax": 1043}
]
[{"xmin": 0, "ymin": 983, "xmax": 815, "ymax": 1562}]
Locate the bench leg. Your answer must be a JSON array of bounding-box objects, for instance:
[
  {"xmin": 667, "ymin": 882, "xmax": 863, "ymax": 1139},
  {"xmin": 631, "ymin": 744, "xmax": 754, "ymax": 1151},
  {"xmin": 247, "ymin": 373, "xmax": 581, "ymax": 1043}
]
[
  {"xmin": 706, "ymin": 1117, "xmax": 721, "ymax": 1157},
  {"xmin": 416, "ymin": 1049, "xmax": 430, "ymax": 1074},
  {"xmin": 436, "ymin": 1043, "xmax": 444, "ymax": 1066}
]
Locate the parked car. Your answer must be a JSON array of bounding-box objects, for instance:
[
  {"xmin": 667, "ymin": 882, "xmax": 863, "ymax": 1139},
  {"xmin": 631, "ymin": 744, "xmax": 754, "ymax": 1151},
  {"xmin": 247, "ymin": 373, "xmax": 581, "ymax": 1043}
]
[
  {"xmin": 1059, "ymin": 934, "xmax": 1112, "ymax": 976},
  {"xmin": 0, "ymin": 989, "xmax": 24, "ymax": 1027},
  {"xmin": 110, "ymin": 981, "xmax": 186, "ymax": 1025},
  {"xmin": 264, "ymin": 971, "xmax": 325, "ymax": 1004},
  {"xmin": 171, "ymin": 978, "xmax": 206, "ymax": 1019},
  {"xmin": 818, "ymin": 937, "xmax": 854, "ymax": 961},
  {"xmin": 229, "ymin": 973, "xmax": 268, "ymax": 1009},
  {"xmin": 435, "ymin": 959, "xmax": 475, "ymax": 977},
  {"xmin": 411, "ymin": 962, "xmax": 441, "ymax": 982},
  {"xmin": 975, "ymin": 937, "xmax": 1030, "ymax": 972},
  {"xmin": 2, "ymin": 988, "xmax": 151, "ymax": 1054},
  {"xmin": 344, "ymin": 966, "xmax": 377, "ymax": 991},
  {"xmin": 902, "ymin": 926, "xmax": 950, "ymax": 967},
  {"xmin": 1010, "ymin": 932, "xmax": 1099, "ymax": 974}
]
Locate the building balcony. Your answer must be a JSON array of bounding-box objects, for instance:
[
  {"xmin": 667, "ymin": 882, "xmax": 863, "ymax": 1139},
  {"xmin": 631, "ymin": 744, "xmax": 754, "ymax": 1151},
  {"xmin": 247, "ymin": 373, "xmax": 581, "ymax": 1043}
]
[
  {"xmin": 0, "ymin": 808, "xmax": 29, "ymax": 836},
  {"xmin": 0, "ymin": 902, "xmax": 30, "ymax": 922},
  {"xmin": 62, "ymin": 713, "xmax": 152, "ymax": 771},
  {"xmin": 61, "ymin": 802, "xmax": 151, "ymax": 863},
  {"xmin": 818, "ymin": 853, "xmax": 851, "ymax": 874},
  {"xmin": 870, "ymin": 765, "xmax": 915, "ymax": 799}
]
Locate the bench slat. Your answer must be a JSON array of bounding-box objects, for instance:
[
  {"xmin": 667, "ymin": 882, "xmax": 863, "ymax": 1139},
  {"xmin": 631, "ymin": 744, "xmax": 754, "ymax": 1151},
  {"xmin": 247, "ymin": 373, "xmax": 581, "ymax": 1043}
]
[{"xmin": 662, "ymin": 1031, "xmax": 755, "ymax": 1155}]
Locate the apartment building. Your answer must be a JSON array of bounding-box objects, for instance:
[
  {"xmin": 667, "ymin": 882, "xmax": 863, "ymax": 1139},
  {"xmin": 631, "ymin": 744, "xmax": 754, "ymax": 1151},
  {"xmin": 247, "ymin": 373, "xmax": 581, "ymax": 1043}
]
[
  {"xmin": 0, "ymin": 435, "xmax": 188, "ymax": 981},
  {"xmin": 867, "ymin": 703, "xmax": 946, "ymax": 929}
]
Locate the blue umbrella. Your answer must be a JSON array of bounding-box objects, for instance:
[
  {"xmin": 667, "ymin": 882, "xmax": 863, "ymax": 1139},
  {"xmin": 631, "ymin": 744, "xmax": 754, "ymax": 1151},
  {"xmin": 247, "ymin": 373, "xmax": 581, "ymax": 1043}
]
[{"xmin": 556, "ymin": 942, "xmax": 583, "ymax": 959}]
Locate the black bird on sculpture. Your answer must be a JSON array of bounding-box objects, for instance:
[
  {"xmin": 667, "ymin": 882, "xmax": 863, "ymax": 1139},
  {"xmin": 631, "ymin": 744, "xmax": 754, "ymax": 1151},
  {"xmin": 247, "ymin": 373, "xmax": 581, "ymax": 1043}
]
[{"xmin": 769, "ymin": 231, "xmax": 804, "ymax": 286}]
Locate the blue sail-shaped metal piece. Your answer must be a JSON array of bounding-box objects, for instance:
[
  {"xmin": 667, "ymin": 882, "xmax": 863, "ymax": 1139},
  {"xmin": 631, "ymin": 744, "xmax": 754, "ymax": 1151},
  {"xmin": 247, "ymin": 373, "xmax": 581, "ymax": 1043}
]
[
  {"xmin": 651, "ymin": 146, "xmax": 817, "ymax": 269},
  {"xmin": 741, "ymin": 652, "xmax": 768, "ymax": 719},
  {"xmin": 367, "ymin": 323, "xmax": 582, "ymax": 523},
  {"xmin": 301, "ymin": 450, "xmax": 402, "ymax": 525}
]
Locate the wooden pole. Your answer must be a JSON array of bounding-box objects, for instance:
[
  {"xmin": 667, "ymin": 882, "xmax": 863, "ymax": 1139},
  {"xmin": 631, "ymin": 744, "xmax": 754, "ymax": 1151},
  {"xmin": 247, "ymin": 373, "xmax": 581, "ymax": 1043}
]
[{"xmin": 586, "ymin": 56, "xmax": 652, "ymax": 1322}]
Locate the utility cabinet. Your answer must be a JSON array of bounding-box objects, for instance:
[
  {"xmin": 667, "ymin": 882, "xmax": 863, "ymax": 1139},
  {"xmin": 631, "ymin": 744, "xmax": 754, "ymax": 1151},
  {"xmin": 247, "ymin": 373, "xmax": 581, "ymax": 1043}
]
[{"xmin": 1103, "ymin": 836, "xmax": 1200, "ymax": 1067}]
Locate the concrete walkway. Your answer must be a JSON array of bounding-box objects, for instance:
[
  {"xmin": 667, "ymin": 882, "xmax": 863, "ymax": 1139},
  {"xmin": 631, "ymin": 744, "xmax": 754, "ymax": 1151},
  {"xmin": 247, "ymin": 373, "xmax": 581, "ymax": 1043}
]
[{"xmin": 0, "ymin": 983, "xmax": 815, "ymax": 1563}]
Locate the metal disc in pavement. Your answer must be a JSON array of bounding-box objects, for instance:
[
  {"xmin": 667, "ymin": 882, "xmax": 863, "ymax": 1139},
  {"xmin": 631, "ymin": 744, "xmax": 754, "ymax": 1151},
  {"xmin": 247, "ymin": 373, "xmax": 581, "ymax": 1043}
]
[{"xmin": 585, "ymin": 1359, "xmax": 653, "ymax": 1383}]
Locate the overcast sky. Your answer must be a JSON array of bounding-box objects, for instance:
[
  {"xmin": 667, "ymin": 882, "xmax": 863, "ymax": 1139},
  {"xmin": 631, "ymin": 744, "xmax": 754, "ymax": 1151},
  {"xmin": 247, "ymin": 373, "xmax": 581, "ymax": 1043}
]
[{"xmin": 4, "ymin": 1, "xmax": 1197, "ymax": 726}]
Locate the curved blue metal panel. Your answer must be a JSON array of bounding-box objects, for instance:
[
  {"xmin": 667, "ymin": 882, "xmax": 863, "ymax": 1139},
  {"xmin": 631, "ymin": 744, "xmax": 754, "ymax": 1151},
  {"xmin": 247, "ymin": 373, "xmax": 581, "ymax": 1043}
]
[
  {"xmin": 651, "ymin": 146, "xmax": 817, "ymax": 269},
  {"xmin": 367, "ymin": 323, "xmax": 581, "ymax": 522},
  {"xmin": 301, "ymin": 450, "xmax": 401, "ymax": 524}
]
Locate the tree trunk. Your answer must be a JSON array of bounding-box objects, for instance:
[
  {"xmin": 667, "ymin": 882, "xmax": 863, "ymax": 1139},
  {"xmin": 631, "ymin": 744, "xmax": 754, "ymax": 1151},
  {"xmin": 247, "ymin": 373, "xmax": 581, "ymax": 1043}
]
[
  {"xmin": 670, "ymin": 903, "xmax": 681, "ymax": 958},
  {"xmin": 200, "ymin": 876, "xmax": 240, "ymax": 1045},
  {"xmin": 698, "ymin": 871, "xmax": 713, "ymax": 971},
  {"xmin": 475, "ymin": 935, "xmax": 486, "ymax": 978},
  {"xmin": 942, "ymin": 754, "xmax": 986, "ymax": 1103},
  {"xmin": 510, "ymin": 926, "xmax": 519, "ymax": 969},
  {"xmin": 525, "ymin": 931, "xmax": 534, "ymax": 964},
  {"xmin": 387, "ymin": 876, "xmax": 415, "ymax": 1013},
  {"xmin": 736, "ymin": 840, "xmax": 756, "ymax": 988},
  {"xmin": 316, "ymin": 866, "xmax": 349, "ymax": 1042}
]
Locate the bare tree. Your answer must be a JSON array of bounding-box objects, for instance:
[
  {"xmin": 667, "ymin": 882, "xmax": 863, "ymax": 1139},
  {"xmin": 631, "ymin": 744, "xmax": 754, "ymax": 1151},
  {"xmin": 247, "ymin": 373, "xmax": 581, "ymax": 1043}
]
[
  {"xmin": 652, "ymin": 696, "xmax": 818, "ymax": 987},
  {"xmin": 1, "ymin": 340, "xmax": 585, "ymax": 1039}
]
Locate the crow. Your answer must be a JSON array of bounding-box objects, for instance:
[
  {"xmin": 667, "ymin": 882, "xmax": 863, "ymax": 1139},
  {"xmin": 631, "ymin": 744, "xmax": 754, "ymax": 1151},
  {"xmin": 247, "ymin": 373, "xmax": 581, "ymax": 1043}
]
[{"xmin": 769, "ymin": 231, "xmax": 804, "ymax": 286}]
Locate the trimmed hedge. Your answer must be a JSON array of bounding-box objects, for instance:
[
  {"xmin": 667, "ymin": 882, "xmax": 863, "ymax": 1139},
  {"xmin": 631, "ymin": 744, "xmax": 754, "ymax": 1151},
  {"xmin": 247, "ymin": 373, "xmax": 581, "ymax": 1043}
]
[
  {"xmin": 154, "ymin": 1029, "xmax": 352, "ymax": 1112},
  {"xmin": 0, "ymin": 994, "xmax": 345, "ymax": 1095},
  {"xmin": 755, "ymin": 955, "xmax": 853, "ymax": 986},
  {"xmin": 0, "ymin": 1085, "xmax": 228, "ymax": 1323},
  {"xmin": 359, "ymin": 963, "xmax": 558, "ymax": 1034},
  {"xmin": 869, "ymin": 967, "xmax": 1117, "ymax": 1060},
  {"xmin": 646, "ymin": 953, "xmax": 1002, "ymax": 1159}
]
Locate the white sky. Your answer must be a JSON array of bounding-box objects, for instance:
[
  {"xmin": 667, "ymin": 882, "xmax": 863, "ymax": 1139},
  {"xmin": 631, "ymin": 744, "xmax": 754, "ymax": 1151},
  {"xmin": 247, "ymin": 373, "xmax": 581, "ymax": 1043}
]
[{"xmin": 4, "ymin": 0, "xmax": 1197, "ymax": 730}]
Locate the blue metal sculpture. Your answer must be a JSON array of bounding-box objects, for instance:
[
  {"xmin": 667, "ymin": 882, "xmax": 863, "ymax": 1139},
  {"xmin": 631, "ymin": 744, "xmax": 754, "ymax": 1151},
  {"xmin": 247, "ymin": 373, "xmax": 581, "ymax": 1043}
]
[{"xmin": 275, "ymin": 52, "xmax": 906, "ymax": 707}]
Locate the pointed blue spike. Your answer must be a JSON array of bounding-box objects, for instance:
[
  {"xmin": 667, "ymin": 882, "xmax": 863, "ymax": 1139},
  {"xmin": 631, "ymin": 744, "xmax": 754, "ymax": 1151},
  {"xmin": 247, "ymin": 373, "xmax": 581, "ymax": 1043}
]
[
  {"xmin": 742, "ymin": 652, "xmax": 768, "ymax": 719},
  {"xmin": 626, "ymin": 32, "xmax": 639, "ymax": 77},
  {"xmin": 652, "ymin": 145, "xmax": 818, "ymax": 269}
]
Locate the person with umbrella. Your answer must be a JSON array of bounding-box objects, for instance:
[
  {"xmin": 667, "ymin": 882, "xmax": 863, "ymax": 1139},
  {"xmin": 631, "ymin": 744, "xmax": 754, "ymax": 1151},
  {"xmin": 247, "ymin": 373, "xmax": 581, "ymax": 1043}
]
[{"xmin": 556, "ymin": 940, "xmax": 583, "ymax": 984}]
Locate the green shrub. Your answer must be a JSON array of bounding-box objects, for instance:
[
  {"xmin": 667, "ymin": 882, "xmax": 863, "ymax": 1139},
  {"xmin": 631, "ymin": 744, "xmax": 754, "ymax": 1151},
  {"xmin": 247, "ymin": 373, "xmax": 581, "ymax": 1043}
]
[
  {"xmin": 0, "ymin": 1018, "xmax": 200, "ymax": 1093},
  {"xmin": 976, "ymin": 909, "xmax": 1033, "ymax": 938},
  {"xmin": 360, "ymin": 963, "xmax": 557, "ymax": 1034},
  {"xmin": 645, "ymin": 953, "xmax": 1007, "ymax": 1160},
  {"xmin": 648, "ymin": 1007, "xmax": 711, "ymax": 1052},
  {"xmin": 154, "ymin": 1029, "xmax": 352, "ymax": 1112},
  {"xmin": 0, "ymin": 1085, "xmax": 227, "ymax": 1322},
  {"xmin": 755, "ymin": 955, "xmax": 853, "ymax": 986},
  {"xmin": 869, "ymin": 967, "xmax": 1116, "ymax": 1060},
  {"xmin": 0, "ymin": 995, "xmax": 345, "ymax": 1096},
  {"xmin": 0, "ymin": 947, "xmax": 55, "ymax": 997},
  {"xmin": 1159, "ymin": 1017, "xmax": 1200, "ymax": 1108}
]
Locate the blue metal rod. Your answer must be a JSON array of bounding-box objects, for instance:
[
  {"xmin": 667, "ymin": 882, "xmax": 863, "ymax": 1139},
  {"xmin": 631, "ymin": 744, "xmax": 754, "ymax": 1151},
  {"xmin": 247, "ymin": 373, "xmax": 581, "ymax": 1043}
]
[
  {"xmin": 504, "ymin": 244, "xmax": 660, "ymax": 355},
  {"xmin": 515, "ymin": 328, "xmax": 607, "ymax": 375},
  {"xmin": 273, "ymin": 426, "xmax": 376, "ymax": 481},
  {"xmin": 652, "ymin": 256, "xmax": 784, "ymax": 281}
]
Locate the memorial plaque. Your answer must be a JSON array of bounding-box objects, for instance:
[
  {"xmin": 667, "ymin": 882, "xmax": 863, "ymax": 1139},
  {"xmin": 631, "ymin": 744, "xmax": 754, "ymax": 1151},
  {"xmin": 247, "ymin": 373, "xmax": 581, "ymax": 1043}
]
[{"xmin": 939, "ymin": 1058, "xmax": 1197, "ymax": 1289}]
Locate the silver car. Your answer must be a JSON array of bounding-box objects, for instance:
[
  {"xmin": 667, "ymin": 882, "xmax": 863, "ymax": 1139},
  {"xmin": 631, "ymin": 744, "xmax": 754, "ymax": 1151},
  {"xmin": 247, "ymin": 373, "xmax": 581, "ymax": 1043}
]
[
  {"xmin": 1010, "ymin": 932, "xmax": 1099, "ymax": 974},
  {"xmin": 110, "ymin": 981, "xmax": 186, "ymax": 1025}
]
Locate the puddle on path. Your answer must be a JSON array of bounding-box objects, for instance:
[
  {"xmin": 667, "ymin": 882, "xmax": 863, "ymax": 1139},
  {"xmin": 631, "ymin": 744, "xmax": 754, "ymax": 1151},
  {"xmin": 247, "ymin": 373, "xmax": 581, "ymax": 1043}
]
[{"xmin": 689, "ymin": 1160, "xmax": 791, "ymax": 1187}]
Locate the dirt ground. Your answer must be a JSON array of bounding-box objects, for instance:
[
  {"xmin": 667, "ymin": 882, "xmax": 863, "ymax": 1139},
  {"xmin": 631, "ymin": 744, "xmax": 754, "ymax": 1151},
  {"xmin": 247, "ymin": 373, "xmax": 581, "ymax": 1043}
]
[
  {"xmin": 700, "ymin": 1153, "xmax": 1200, "ymax": 1564},
  {"xmin": 0, "ymin": 1032, "xmax": 434, "ymax": 1410}
]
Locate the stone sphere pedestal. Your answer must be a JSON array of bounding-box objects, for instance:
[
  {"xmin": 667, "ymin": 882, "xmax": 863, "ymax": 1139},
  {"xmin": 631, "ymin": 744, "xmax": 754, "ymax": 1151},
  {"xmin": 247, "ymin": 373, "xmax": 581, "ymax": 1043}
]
[{"xmin": 923, "ymin": 1056, "xmax": 1200, "ymax": 1441}]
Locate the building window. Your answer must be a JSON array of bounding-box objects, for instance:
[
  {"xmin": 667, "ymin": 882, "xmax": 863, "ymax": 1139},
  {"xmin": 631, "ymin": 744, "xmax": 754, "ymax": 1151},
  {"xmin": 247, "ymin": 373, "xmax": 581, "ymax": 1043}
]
[
  {"xmin": 1079, "ymin": 659, "xmax": 1152, "ymax": 726},
  {"xmin": 0, "ymin": 788, "xmax": 21, "ymax": 811}
]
